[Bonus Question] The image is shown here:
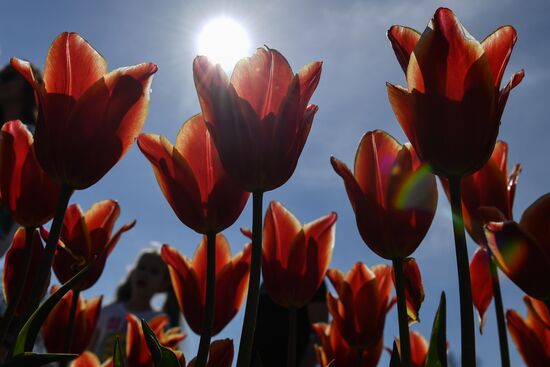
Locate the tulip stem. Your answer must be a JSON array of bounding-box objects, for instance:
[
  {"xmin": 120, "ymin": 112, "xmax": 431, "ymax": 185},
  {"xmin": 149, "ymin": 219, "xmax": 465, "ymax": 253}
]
[
  {"xmin": 196, "ymin": 232, "xmax": 217, "ymax": 367},
  {"xmin": 23, "ymin": 185, "xmax": 72, "ymax": 324},
  {"xmin": 287, "ymin": 307, "xmax": 296, "ymax": 367},
  {"xmin": 237, "ymin": 191, "xmax": 263, "ymax": 367},
  {"xmin": 59, "ymin": 289, "xmax": 79, "ymax": 367},
  {"xmin": 0, "ymin": 227, "xmax": 35, "ymax": 347},
  {"xmin": 356, "ymin": 347, "xmax": 363, "ymax": 366},
  {"xmin": 393, "ymin": 257, "xmax": 411, "ymax": 367},
  {"xmin": 489, "ymin": 258, "xmax": 510, "ymax": 367},
  {"xmin": 449, "ymin": 176, "xmax": 476, "ymax": 367}
]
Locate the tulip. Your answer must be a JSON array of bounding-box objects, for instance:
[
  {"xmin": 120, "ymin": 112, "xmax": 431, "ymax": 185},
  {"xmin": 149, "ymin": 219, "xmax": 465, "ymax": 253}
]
[
  {"xmin": 326, "ymin": 262, "xmax": 393, "ymax": 349},
  {"xmin": 138, "ymin": 113, "xmax": 249, "ymax": 234},
  {"xmin": 260, "ymin": 201, "xmax": 336, "ymax": 308},
  {"xmin": 391, "ymin": 258, "xmax": 424, "ymax": 325},
  {"xmin": 71, "ymin": 352, "xmax": 105, "ymax": 367},
  {"xmin": 313, "ymin": 322, "xmax": 383, "ymax": 367},
  {"xmin": 124, "ymin": 314, "xmax": 186, "ymax": 367},
  {"xmin": 47, "ymin": 200, "xmax": 135, "ymax": 291},
  {"xmin": 0, "ymin": 120, "xmax": 62, "ymax": 227},
  {"xmin": 41, "ymin": 287, "xmax": 102, "ymax": 354},
  {"xmin": 485, "ymin": 193, "xmax": 550, "ymax": 300},
  {"xmin": 386, "ymin": 8, "xmax": 523, "ymax": 178},
  {"xmin": 2, "ymin": 227, "xmax": 49, "ymax": 316},
  {"xmin": 11, "ymin": 32, "xmax": 157, "ymax": 190},
  {"xmin": 392, "ymin": 331, "xmax": 428, "ymax": 367},
  {"xmin": 469, "ymin": 248, "xmax": 493, "ymax": 333},
  {"xmin": 187, "ymin": 339, "xmax": 234, "ymax": 367},
  {"xmin": 193, "ymin": 47, "xmax": 321, "ymax": 193},
  {"xmin": 161, "ymin": 236, "xmax": 251, "ymax": 335},
  {"xmin": 507, "ymin": 296, "xmax": 550, "ymax": 366},
  {"xmin": 331, "ymin": 130, "xmax": 437, "ymax": 260}
]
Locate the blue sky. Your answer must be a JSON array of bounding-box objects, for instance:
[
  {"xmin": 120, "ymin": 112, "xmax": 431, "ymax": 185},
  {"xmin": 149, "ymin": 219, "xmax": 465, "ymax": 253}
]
[{"xmin": 2, "ymin": 0, "xmax": 549, "ymax": 365}]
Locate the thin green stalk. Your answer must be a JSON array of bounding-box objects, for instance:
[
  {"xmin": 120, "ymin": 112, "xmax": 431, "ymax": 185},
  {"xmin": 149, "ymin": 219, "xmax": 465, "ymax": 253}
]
[
  {"xmin": 393, "ymin": 258, "xmax": 411, "ymax": 367},
  {"xmin": 489, "ymin": 258, "xmax": 510, "ymax": 367},
  {"xmin": 195, "ymin": 232, "xmax": 217, "ymax": 367},
  {"xmin": 23, "ymin": 185, "xmax": 72, "ymax": 321},
  {"xmin": 287, "ymin": 307, "xmax": 296, "ymax": 367},
  {"xmin": 449, "ymin": 176, "xmax": 476, "ymax": 367},
  {"xmin": 60, "ymin": 289, "xmax": 80, "ymax": 367},
  {"xmin": 236, "ymin": 191, "xmax": 264, "ymax": 367},
  {"xmin": 0, "ymin": 227, "xmax": 35, "ymax": 345}
]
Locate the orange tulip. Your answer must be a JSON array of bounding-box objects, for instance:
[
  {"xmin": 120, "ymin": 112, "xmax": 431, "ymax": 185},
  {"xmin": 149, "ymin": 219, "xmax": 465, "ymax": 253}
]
[
  {"xmin": 393, "ymin": 331, "xmax": 429, "ymax": 367},
  {"xmin": 331, "ymin": 130, "xmax": 437, "ymax": 260},
  {"xmin": 125, "ymin": 314, "xmax": 186, "ymax": 367},
  {"xmin": 11, "ymin": 32, "xmax": 157, "ymax": 189},
  {"xmin": 193, "ymin": 47, "xmax": 322, "ymax": 192},
  {"xmin": 485, "ymin": 193, "xmax": 550, "ymax": 300},
  {"xmin": 71, "ymin": 352, "xmax": 105, "ymax": 367},
  {"xmin": 187, "ymin": 339, "xmax": 234, "ymax": 367},
  {"xmin": 41, "ymin": 286, "xmax": 102, "ymax": 354},
  {"xmin": 0, "ymin": 120, "xmax": 62, "ymax": 227},
  {"xmin": 313, "ymin": 322, "xmax": 383, "ymax": 367},
  {"xmin": 326, "ymin": 263, "xmax": 393, "ymax": 349},
  {"xmin": 47, "ymin": 200, "xmax": 135, "ymax": 290},
  {"xmin": 391, "ymin": 258, "xmax": 424, "ymax": 324},
  {"xmin": 387, "ymin": 8, "xmax": 524, "ymax": 177},
  {"xmin": 507, "ymin": 296, "xmax": 550, "ymax": 366},
  {"xmin": 161, "ymin": 236, "xmax": 251, "ymax": 335},
  {"xmin": 469, "ymin": 247, "xmax": 494, "ymax": 332},
  {"xmin": 138, "ymin": 114, "xmax": 249, "ymax": 234},
  {"xmin": 260, "ymin": 200, "xmax": 336, "ymax": 308},
  {"xmin": 2, "ymin": 227, "xmax": 50, "ymax": 315}
]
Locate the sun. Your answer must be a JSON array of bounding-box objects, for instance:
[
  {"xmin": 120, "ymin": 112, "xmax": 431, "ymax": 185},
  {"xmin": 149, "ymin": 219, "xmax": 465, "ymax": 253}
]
[{"xmin": 197, "ymin": 17, "xmax": 251, "ymax": 71}]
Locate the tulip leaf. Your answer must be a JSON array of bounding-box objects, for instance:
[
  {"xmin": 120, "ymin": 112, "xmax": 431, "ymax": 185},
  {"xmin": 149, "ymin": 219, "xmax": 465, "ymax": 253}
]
[
  {"xmin": 141, "ymin": 319, "xmax": 181, "ymax": 367},
  {"xmin": 113, "ymin": 337, "xmax": 126, "ymax": 367},
  {"xmin": 0, "ymin": 352, "xmax": 77, "ymax": 367},
  {"xmin": 13, "ymin": 261, "xmax": 93, "ymax": 354},
  {"xmin": 425, "ymin": 292, "xmax": 447, "ymax": 367},
  {"xmin": 389, "ymin": 340, "xmax": 402, "ymax": 367}
]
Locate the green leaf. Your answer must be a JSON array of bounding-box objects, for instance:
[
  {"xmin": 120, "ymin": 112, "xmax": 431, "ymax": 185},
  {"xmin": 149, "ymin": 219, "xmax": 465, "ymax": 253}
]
[
  {"xmin": 0, "ymin": 352, "xmax": 77, "ymax": 367},
  {"xmin": 389, "ymin": 341, "xmax": 402, "ymax": 367},
  {"xmin": 13, "ymin": 262, "xmax": 93, "ymax": 354},
  {"xmin": 141, "ymin": 319, "xmax": 181, "ymax": 367},
  {"xmin": 425, "ymin": 292, "xmax": 447, "ymax": 367},
  {"xmin": 113, "ymin": 337, "xmax": 127, "ymax": 367}
]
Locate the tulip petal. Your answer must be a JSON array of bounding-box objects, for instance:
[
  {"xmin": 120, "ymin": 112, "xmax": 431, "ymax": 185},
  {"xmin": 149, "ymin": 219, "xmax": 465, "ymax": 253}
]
[
  {"xmin": 470, "ymin": 248, "xmax": 493, "ymax": 333},
  {"xmin": 263, "ymin": 201, "xmax": 302, "ymax": 267},
  {"xmin": 71, "ymin": 352, "xmax": 102, "ymax": 367},
  {"xmin": 481, "ymin": 26, "xmax": 517, "ymax": 87},
  {"xmin": 395, "ymin": 258, "xmax": 425, "ymax": 325},
  {"xmin": 297, "ymin": 61, "xmax": 323, "ymax": 110},
  {"xmin": 524, "ymin": 296, "xmax": 550, "ymax": 330},
  {"xmin": 44, "ymin": 32, "xmax": 107, "ymax": 99},
  {"xmin": 192, "ymin": 234, "xmax": 232, "ymax": 290},
  {"xmin": 192, "ymin": 56, "xmax": 230, "ymax": 127},
  {"xmin": 518, "ymin": 193, "xmax": 550, "ymax": 252},
  {"xmin": 507, "ymin": 310, "xmax": 550, "ymax": 366},
  {"xmin": 409, "ymin": 331, "xmax": 429, "ymax": 367},
  {"xmin": 386, "ymin": 83, "xmax": 417, "ymax": 150},
  {"xmin": 497, "ymin": 69, "xmax": 524, "ymax": 121},
  {"xmin": 387, "ymin": 25, "xmax": 421, "ymax": 74}
]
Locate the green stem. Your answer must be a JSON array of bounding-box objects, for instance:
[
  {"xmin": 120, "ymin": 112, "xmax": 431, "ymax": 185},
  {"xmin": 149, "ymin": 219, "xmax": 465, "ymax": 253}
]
[
  {"xmin": 0, "ymin": 227, "xmax": 35, "ymax": 345},
  {"xmin": 356, "ymin": 347, "xmax": 364, "ymax": 366},
  {"xmin": 393, "ymin": 258, "xmax": 411, "ymax": 367},
  {"xmin": 449, "ymin": 176, "xmax": 476, "ymax": 367},
  {"xmin": 489, "ymin": 258, "xmax": 510, "ymax": 367},
  {"xmin": 236, "ymin": 191, "xmax": 264, "ymax": 367},
  {"xmin": 196, "ymin": 232, "xmax": 217, "ymax": 367},
  {"xmin": 23, "ymin": 185, "xmax": 72, "ymax": 320},
  {"xmin": 59, "ymin": 289, "xmax": 80, "ymax": 367},
  {"xmin": 287, "ymin": 307, "xmax": 296, "ymax": 367}
]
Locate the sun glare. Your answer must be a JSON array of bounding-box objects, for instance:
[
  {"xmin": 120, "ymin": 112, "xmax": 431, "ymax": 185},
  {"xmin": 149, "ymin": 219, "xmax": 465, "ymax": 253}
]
[{"xmin": 197, "ymin": 17, "xmax": 251, "ymax": 71}]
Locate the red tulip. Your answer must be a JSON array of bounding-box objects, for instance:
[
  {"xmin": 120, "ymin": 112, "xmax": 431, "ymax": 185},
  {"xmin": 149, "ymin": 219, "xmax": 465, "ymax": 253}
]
[
  {"xmin": 393, "ymin": 331, "xmax": 429, "ymax": 367},
  {"xmin": 331, "ymin": 130, "xmax": 437, "ymax": 259},
  {"xmin": 193, "ymin": 47, "xmax": 322, "ymax": 192},
  {"xmin": 485, "ymin": 193, "xmax": 550, "ymax": 300},
  {"xmin": 138, "ymin": 113, "xmax": 249, "ymax": 234},
  {"xmin": 71, "ymin": 352, "xmax": 104, "ymax": 367},
  {"xmin": 2, "ymin": 227, "xmax": 50, "ymax": 315},
  {"xmin": 0, "ymin": 120, "xmax": 62, "ymax": 227},
  {"xmin": 187, "ymin": 339, "xmax": 234, "ymax": 367},
  {"xmin": 41, "ymin": 286, "xmax": 102, "ymax": 354},
  {"xmin": 11, "ymin": 32, "xmax": 157, "ymax": 189},
  {"xmin": 313, "ymin": 322, "xmax": 383, "ymax": 367},
  {"xmin": 391, "ymin": 258, "xmax": 424, "ymax": 324},
  {"xmin": 161, "ymin": 236, "xmax": 251, "ymax": 335},
  {"xmin": 125, "ymin": 314, "xmax": 186, "ymax": 367},
  {"xmin": 507, "ymin": 297, "xmax": 550, "ymax": 366},
  {"xmin": 326, "ymin": 263, "xmax": 393, "ymax": 349},
  {"xmin": 260, "ymin": 200, "xmax": 336, "ymax": 308},
  {"xmin": 469, "ymin": 247, "xmax": 494, "ymax": 333},
  {"xmin": 524, "ymin": 296, "xmax": 550, "ymax": 329},
  {"xmin": 47, "ymin": 200, "xmax": 135, "ymax": 290},
  {"xmin": 387, "ymin": 8, "xmax": 524, "ymax": 177}
]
